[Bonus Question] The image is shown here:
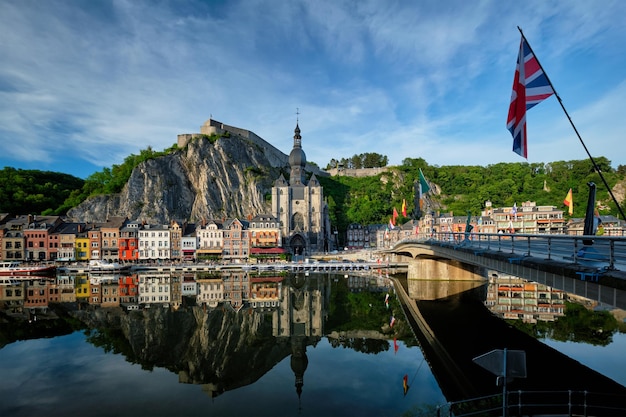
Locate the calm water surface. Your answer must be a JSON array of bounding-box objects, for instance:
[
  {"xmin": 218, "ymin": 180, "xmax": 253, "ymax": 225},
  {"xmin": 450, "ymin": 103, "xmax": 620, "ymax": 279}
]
[
  {"xmin": 1, "ymin": 271, "xmax": 625, "ymax": 416},
  {"xmin": 0, "ymin": 331, "xmax": 444, "ymax": 417}
]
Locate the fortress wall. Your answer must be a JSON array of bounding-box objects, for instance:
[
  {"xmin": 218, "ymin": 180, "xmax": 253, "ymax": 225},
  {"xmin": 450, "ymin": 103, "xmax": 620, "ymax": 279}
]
[
  {"xmin": 327, "ymin": 167, "xmax": 389, "ymax": 177},
  {"xmin": 178, "ymin": 119, "xmax": 329, "ymax": 176}
]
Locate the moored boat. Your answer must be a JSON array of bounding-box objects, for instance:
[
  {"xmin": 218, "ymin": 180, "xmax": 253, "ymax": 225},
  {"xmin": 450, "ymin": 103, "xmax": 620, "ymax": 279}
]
[
  {"xmin": 0, "ymin": 261, "xmax": 56, "ymax": 276},
  {"xmin": 88, "ymin": 260, "xmax": 130, "ymax": 273}
]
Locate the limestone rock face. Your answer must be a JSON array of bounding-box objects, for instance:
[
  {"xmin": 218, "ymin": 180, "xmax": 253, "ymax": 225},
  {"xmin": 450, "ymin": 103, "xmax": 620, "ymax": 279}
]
[{"xmin": 67, "ymin": 135, "xmax": 288, "ymax": 223}]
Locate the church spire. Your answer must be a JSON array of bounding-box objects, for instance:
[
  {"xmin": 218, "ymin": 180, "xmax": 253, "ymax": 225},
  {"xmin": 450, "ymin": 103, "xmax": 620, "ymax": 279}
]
[
  {"xmin": 288, "ymin": 111, "xmax": 306, "ymax": 185},
  {"xmin": 293, "ymin": 123, "xmax": 302, "ymax": 149},
  {"xmin": 293, "ymin": 108, "xmax": 302, "ymax": 149}
]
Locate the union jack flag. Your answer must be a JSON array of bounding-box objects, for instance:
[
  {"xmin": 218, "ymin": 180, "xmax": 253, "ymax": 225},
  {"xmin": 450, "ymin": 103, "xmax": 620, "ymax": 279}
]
[{"xmin": 507, "ymin": 37, "xmax": 554, "ymax": 158}]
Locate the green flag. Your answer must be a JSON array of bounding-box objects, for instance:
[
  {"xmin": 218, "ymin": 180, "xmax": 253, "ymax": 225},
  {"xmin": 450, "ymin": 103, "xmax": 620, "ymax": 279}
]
[{"xmin": 419, "ymin": 168, "xmax": 430, "ymax": 194}]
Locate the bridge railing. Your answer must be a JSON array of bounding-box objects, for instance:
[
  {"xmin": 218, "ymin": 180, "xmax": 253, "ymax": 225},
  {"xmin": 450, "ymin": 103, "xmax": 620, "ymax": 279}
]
[
  {"xmin": 395, "ymin": 232, "xmax": 626, "ymax": 271},
  {"xmin": 435, "ymin": 389, "xmax": 626, "ymax": 416}
]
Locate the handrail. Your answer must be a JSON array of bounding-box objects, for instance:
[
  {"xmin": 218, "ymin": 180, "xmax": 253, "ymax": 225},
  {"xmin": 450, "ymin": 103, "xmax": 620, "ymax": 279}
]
[
  {"xmin": 436, "ymin": 389, "xmax": 626, "ymax": 417},
  {"xmin": 393, "ymin": 232, "xmax": 626, "ymax": 271}
]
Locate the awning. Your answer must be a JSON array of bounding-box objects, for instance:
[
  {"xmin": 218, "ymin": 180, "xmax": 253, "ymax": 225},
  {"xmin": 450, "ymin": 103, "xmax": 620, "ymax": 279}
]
[
  {"xmin": 196, "ymin": 249, "xmax": 222, "ymax": 254},
  {"xmin": 250, "ymin": 247, "xmax": 286, "ymax": 255}
]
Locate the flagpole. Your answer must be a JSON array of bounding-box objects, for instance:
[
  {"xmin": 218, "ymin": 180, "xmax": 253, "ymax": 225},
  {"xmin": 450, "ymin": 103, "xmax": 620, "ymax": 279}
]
[{"xmin": 518, "ymin": 26, "xmax": 626, "ymax": 221}]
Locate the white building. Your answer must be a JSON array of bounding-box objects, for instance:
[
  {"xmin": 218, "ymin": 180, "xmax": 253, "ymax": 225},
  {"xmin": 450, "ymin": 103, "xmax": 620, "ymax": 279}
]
[
  {"xmin": 196, "ymin": 220, "xmax": 223, "ymax": 260},
  {"xmin": 138, "ymin": 224, "xmax": 171, "ymax": 261}
]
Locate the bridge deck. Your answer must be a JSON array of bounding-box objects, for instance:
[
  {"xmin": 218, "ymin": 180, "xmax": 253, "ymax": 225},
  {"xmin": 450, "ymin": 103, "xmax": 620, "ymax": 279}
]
[{"xmin": 390, "ymin": 238, "xmax": 626, "ymax": 310}]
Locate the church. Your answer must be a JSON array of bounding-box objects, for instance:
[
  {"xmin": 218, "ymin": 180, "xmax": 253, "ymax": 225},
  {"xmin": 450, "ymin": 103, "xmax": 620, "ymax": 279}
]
[{"xmin": 271, "ymin": 123, "xmax": 332, "ymax": 257}]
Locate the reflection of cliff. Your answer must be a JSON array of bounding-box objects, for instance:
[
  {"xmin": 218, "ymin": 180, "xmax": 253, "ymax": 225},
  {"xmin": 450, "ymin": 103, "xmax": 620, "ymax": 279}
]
[{"xmin": 68, "ymin": 273, "xmax": 329, "ymax": 400}]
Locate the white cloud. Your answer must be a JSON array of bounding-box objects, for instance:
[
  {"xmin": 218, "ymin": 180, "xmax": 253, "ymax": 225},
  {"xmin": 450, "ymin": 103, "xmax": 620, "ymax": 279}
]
[{"xmin": 0, "ymin": 0, "xmax": 625, "ymax": 176}]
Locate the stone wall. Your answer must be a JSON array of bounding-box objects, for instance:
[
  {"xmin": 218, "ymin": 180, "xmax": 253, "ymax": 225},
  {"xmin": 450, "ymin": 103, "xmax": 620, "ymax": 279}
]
[{"xmin": 326, "ymin": 167, "xmax": 388, "ymax": 177}]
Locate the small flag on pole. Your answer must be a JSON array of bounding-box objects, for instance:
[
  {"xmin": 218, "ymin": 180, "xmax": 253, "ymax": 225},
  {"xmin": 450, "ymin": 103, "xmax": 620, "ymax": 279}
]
[
  {"xmin": 402, "ymin": 199, "xmax": 407, "ymax": 217},
  {"xmin": 392, "ymin": 207, "xmax": 399, "ymax": 223},
  {"xmin": 419, "ymin": 168, "xmax": 430, "ymax": 194},
  {"xmin": 390, "ymin": 316, "xmax": 396, "ymax": 328},
  {"xmin": 403, "ymin": 374, "xmax": 409, "ymax": 396},
  {"xmin": 507, "ymin": 36, "xmax": 555, "ymax": 158},
  {"xmin": 564, "ymin": 188, "xmax": 573, "ymax": 215}
]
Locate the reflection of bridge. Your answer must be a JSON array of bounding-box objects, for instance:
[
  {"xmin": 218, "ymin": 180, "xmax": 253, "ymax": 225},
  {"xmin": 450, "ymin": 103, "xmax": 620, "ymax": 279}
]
[
  {"xmin": 392, "ymin": 277, "xmax": 626, "ymax": 414},
  {"xmin": 388, "ymin": 233, "xmax": 626, "ymax": 310}
]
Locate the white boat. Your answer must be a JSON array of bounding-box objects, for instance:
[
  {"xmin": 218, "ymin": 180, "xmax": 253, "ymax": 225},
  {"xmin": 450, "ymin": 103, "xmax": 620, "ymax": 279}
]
[
  {"xmin": 88, "ymin": 260, "xmax": 129, "ymax": 273},
  {"xmin": 0, "ymin": 261, "xmax": 56, "ymax": 276}
]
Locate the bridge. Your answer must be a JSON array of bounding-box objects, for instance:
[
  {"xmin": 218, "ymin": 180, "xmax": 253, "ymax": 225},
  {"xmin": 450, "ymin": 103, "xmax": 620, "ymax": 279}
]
[{"xmin": 387, "ymin": 232, "xmax": 626, "ymax": 310}]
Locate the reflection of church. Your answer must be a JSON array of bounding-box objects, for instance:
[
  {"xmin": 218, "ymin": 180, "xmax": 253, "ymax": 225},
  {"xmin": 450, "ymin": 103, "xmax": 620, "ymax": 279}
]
[
  {"xmin": 272, "ymin": 124, "xmax": 332, "ymax": 257},
  {"xmin": 274, "ymin": 273, "xmax": 328, "ymax": 406}
]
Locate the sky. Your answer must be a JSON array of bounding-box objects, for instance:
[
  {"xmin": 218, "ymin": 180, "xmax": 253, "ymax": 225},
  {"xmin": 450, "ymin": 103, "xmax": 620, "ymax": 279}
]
[{"xmin": 1, "ymin": 0, "xmax": 625, "ymax": 179}]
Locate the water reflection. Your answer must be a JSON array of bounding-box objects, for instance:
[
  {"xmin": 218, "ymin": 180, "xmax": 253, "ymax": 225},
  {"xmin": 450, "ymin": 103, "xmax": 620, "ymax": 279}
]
[
  {"xmin": 485, "ymin": 272, "xmax": 566, "ymax": 322},
  {"xmin": 0, "ymin": 271, "xmax": 406, "ymax": 402},
  {"xmin": 3, "ymin": 269, "xmax": 626, "ymax": 415},
  {"xmin": 485, "ymin": 270, "xmax": 622, "ymax": 347}
]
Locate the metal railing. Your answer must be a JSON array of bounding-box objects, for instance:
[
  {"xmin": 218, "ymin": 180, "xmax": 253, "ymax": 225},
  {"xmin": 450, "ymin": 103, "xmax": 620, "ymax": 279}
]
[
  {"xmin": 395, "ymin": 232, "xmax": 626, "ymax": 271},
  {"xmin": 436, "ymin": 389, "xmax": 626, "ymax": 416}
]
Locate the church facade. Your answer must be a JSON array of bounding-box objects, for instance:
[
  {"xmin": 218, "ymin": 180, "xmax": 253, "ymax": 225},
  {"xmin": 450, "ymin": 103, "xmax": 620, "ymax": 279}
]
[{"xmin": 271, "ymin": 124, "xmax": 332, "ymax": 257}]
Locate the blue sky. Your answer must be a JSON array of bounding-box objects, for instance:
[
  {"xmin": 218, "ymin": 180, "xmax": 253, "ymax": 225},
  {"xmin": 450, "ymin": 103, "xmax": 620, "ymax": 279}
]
[{"xmin": 1, "ymin": 1, "xmax": 625, "ymax": 179}]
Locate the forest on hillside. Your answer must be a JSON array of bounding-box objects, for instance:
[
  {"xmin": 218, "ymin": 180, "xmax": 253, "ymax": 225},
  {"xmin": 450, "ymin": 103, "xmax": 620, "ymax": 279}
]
[
  {"xmin": 319, "ymin": 156, "xmax": 626, "ymax": 233},
  {"xmin": 1, "ymin": 150, "xmax": 625, "ymax": 235},
  {"xmin": 0, "ymin": 144, "xmax": 181, "ymax": 217},
  {"xmin": 0, "ymin": 167, "xmax": 85, "ymax": 216}
]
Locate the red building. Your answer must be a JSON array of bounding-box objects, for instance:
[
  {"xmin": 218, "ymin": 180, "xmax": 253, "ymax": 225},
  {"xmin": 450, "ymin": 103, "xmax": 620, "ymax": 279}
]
[{"xmin": 119, "ymin": 222, "xmax": 140, "ymax": 262}]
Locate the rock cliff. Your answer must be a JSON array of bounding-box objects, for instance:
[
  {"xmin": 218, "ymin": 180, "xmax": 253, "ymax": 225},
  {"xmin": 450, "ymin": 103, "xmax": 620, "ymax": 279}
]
[{"xmin": 67, "ymin": 134, "xmax": 318, "ymax": 223}]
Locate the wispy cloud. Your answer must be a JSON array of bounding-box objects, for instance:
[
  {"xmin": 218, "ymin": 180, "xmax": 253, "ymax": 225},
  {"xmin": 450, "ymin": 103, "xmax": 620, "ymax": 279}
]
[{"xmin": 1, "ymin": 0, "xmax": 625, "ymax": 178}]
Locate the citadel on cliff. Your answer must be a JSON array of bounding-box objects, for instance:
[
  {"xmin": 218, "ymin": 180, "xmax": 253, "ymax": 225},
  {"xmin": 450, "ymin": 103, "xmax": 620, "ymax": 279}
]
[{"xmin": 0, "ymin": 118, "xmax": 333, "ymax": 263}]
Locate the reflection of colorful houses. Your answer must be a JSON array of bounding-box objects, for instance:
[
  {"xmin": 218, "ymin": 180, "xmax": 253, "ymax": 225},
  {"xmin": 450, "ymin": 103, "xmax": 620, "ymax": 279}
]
[
  {"xmin": 88, "ymin": 278, "xmax": 101, "ymax": 306},
  {"xmin": 57, "ymin": 276, "xmax": 77, "ymax": 303},
  {"xmin": 485, "ymin": 273, "xmax": 565, "ymax": 323},
  {"xmin": 170, "ymin": 274, "xmax": 197, "ymax": 310},
  {"xmin": 221, "ymin": 271, "xmax": 249, "ymax": 310},
  {"xmin": 100, "ymin": 277, "xmax": 120, "ymax": 308},
  {"xmin": 118, "ymin": 275, "xmax": 139, "ymax": 305},
  {"xmin": 0, "ymin": 280, "xmax": 25, "ymax": 313},
  {"xmin": 138, "ymin": 273, "xmax": 171, "ymax": 306},
  {"xmin": 197, "ymin": 276, "xmax": 223, "ymax": 308},
  {"xmin": 74, "ymin": 275, "xmax": 90, "ymax": 303},
  {"xmin": 24, "ymin": 279, "xmax": 52, "ymax": 311},
  {"xmin": 170, "ymin": 274, "xmax": 182, "ymax": 309},
  {"xmin": 250, "ymin": 276, "xmax": 282, "ymax": 309},
  {"xmin": 181, "ymin": 274, "xmax": 197, "ymax": 297}
]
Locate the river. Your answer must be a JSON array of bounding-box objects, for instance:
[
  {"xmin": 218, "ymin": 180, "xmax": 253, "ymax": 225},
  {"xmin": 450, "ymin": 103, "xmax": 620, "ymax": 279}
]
[{"xmin": 0, "ymin": 270, "xmax": 624, "ymax": 416}]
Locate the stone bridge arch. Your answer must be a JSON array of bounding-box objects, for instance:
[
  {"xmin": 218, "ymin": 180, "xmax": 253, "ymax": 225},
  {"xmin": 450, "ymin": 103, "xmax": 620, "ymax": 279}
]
[{"xmin": 388, "ymin": 242, "xmax": 486, "ymax": 281}]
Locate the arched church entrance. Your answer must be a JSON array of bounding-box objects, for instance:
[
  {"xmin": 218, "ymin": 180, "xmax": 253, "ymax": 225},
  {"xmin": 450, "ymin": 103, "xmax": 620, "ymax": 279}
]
[{"xmin": 289, "ymin": 234, "xmax": 307, "ymax": 261}]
